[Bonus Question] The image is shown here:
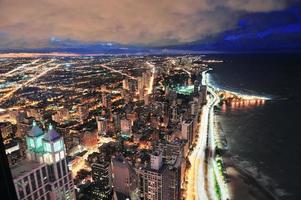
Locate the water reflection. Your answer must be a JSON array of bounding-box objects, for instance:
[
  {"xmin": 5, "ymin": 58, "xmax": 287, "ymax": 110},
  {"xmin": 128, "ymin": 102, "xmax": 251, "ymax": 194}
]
[{"xmin": 221, "ymin": 99, "xmax": 266, "ymax": 112}]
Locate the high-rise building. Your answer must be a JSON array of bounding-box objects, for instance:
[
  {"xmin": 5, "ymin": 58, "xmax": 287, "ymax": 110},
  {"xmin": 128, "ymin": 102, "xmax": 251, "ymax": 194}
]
[
  {"xmin": 123, "ymin": 90, "xmax": 133, "ymax": 105},
  {"xmin": 199, "ymin": 85, "xmax": 207, "ymax": 104},
  {"xmin": 128, "ymin": 80, "xmax": 136, "ymax": 94},
  {"xmin": 138, "ymin": 88, "xmax": 144, "ymax": 101},
  {"xmin": 193, "ymin": 96, "xmax": 201, "ymax": 111},
  {"xmin": 16, "ymin": 117, "xmax": 33, "ymax": 138},
  {"xmin": 11, "ymin": 122, "xmax": 75, "ymax": 200},
  {"xmin": 78, "ymin": 105, "xmax": 89, "ymax": 123},
  {"xmin": 143, "ymin": 71, "xmax": 152, "ymax": 89},
  {"xmin": 137, "ymin": 77, "xmax": 144, "ymax": 91},
  {"xmin": 189, "ymin": 101, "xmax": 196, "ymax": 116},
  {"xmin": 97, "ymin": 117, "xmax": 108, "ymax": 135},
  {"xmin": 113, "ymin": 112, "xmax": 121, "ymax": 131},
  {"xmin": 181, "ymin": 119, "xmax": 194, "ymax": 146},
  {"xmin": 155, "ymin": 141, "xmax": 187, "ymax": 187},
  {"xmin": 5, "ymin": 139, "xmax": 23, "ymax": 166},
  {"xmin": 137, "ymin": 77, "xmax": 145, "ymax": 101},
  {"xmin": 111, "ymin": 156, "xmax": 138, "ymax": 199},
  {"xmin": 193, "ymin": 80, "xmax": 200, "ymax": 95},
  {"xmin": 171, "ymin": 106, "xmax": 178, "ymax": 123},
  {"xmin": 137, "ymin": 151, "xmax": 181, "ymax": 200},
  {"xmin": 0, "ymin": 122, "xmax": 14, "ymax": 143},
  {"xmin": 91, "ymin": 155, "xmax": 112, "ymax": 200},
  {"xmin": 120, "ymin": 118, "xmax": 132, "ymax": 136},
  {"xmin": 102, "ymin": 93, "xmax": 112, "ymax": 109},
  {"xmin": 123, "ymin": 79, "xmax": 129, "ymax": 90},
  {"xmin": 144, "ymin": 94, "xmax": 150, "ymax": 105},
  {"xmin": 11, "ymin": 160, "xmax": 48, "ymax": 200}
]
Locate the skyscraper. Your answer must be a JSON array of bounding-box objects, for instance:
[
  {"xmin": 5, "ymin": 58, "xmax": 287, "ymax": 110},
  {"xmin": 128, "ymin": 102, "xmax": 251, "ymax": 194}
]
[
  {"xmin": 122, "ymin": 79, "xmax": 129, "ymax": 90},
  {"xmin": 113, "ymin": 112, "xmax": 121, "ymax": 132},
  {"xmin": 102, "ymin": 93, "xmax": 112, "ymax": 109},
  {"xmin": 193, "ymin": 80, "xmax": 200, "ymax": 95},
  {"xmin": 91, "ymin": 156, "xmax": 112, "ymax": 199},
  {"xmin": 78, "ymin": 105, "xmax": 89, "ymax": 124},
  {"xmin": 11, "ymin": 122, "xmax": 75, "ymax": 200},
  {"xmin": 138, "ymin": 76, "xmax": 145, "ymax": 101},
  {"xmin": 181, "ymin": 119, "xmax": 194, "ymax": 146},
  {"xmin": 171, "ymin": 106, "xmax": 178, "ymax": 123},
  {"xmin": 137, "ymin": 151, "xmax": 181, "ymax": 200},
  {"xmin": 111, "ymin": 156, "xmax": 138, "ymax": 199},
  {"xmin": 0, "ymin": 121, "xmax": 14, "ymax": 143},
  {"xmin": 97, "ymin": 116, "xmax": 108, "ymax": 136}
]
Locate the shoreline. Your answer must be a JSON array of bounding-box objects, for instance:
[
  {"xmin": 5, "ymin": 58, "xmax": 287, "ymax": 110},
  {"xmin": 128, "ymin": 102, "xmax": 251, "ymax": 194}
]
[
  {"xmin": 223, "ymin": 152, "xmax": 279, "ymax": 200},
  {"xmin": 215, "ymin": 120, "xmax": 278, "ymax": 200},
  {"xmin": 204, "ymin": 69, "xmax": 280, "ymax": 200},
  {"xmin": 217, "ymin": 119, "xmax": 279, "ymax": 200},
  {"xmin": 208, "ymin": 69, "xmax": 279, "ymax": 200},
  {"xmin": 215, "ymin": 117, "xmax": 278, "ymax": 200}
]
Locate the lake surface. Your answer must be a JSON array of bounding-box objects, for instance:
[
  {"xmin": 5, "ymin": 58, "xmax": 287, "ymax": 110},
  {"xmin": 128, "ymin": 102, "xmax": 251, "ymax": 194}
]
[{"xmin": 208, "ymin": 54, "xmax": 301, "ymax": 200}]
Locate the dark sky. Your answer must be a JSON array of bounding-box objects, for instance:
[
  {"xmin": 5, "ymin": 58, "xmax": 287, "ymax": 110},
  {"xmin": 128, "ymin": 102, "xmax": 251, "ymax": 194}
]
[{"xmin": 0, "ymin": 0, "xmax": 300, "ymax": 51}]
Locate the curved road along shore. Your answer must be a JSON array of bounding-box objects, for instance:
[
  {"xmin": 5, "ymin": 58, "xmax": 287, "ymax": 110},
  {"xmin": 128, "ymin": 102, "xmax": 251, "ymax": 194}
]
[
  {"xmin": 186, "ymin": 70, "xmax": 230, "ymax": 200},
  {"xmin": 206, "ymin": 72, "xmax": 231, "ymax": 200},
  {"xmin": 187, "ymin": 93, "xmax": 210, "ymax": 200}
]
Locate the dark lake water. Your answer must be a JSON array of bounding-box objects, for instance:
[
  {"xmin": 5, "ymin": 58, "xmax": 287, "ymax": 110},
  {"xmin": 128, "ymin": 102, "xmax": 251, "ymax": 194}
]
[{"xmin": 207, "ymin": 54, "xmax": 301, "ymax": 200}]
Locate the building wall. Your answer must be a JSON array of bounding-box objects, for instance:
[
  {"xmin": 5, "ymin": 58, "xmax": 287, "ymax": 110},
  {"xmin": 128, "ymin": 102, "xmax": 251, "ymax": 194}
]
[
  {"xmin": 112, "ymin": 158, "xmax": 131, "ymax": 196},
  {"xmin": 13, "ymin": 164, "xmax": 48, "ymax": 200}
]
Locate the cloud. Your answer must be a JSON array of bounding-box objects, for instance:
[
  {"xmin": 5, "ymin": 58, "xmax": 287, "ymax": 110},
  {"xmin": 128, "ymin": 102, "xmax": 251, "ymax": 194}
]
[{"xmin": 0, "ymin": 0, "xmax": 290, "ymax": 48}]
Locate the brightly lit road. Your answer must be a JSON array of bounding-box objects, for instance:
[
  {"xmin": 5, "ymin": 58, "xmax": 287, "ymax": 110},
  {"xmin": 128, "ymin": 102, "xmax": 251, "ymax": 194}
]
[
  {"xmin": 205, "ymin": 68, "xmax": 268, "ymax": 200},
  {"xmin": 71, "ymin": 136, "xmax": 114, "ymax": 177},
  {"xmin": 187, "ymin": 70, "xmax": 231, "ymax": 200},
  {"xmin": 186, "ymin": 71, "xmax": 216, "ymax": 200},
  {"xmin": 146, "ymin": 61, "xmax": 155, "ymax": 94},
  {"xmin": 202, "ymin": 69, "xmax": 269, "ymax": 200},
  {"xmin": 0, "ymin": 62, "xmax": 60, "ymax": 104},
  {"xmin": 0, "ymin": 59, "xmax": 40, "ymax": 77},
  {"xmin": 187, "ymin": 98, "xmax": 210, "ymax": 200},
  {"xmin": 97, "ymin": 64, "xmax": 137, "ymax": 80},
  {"xmin": 205, "ymin": 71, "xmax": 231, "ymax": 200}
]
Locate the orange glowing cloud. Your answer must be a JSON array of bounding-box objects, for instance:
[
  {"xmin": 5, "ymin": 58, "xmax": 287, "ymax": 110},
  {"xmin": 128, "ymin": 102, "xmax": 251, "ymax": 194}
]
[{"xmin": 0, "ymin": 0, "xmax": 288, "ymax": 49}]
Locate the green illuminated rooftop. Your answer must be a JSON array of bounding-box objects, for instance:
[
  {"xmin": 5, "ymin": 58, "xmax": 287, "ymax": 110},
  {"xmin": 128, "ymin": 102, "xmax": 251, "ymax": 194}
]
[{"xmin": 171, "ymin": 85, "xmax": 195, "ymax": 95}]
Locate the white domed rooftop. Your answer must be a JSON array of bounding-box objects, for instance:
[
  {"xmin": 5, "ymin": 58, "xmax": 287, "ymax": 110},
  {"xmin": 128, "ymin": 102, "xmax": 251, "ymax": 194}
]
[
  {"xmin": 43, "ymin": 124, "xmax": 60, "ymax": 141},
  {"xmin": 27, "ymin": 121, "xmax": 43, "ymax": 137}
]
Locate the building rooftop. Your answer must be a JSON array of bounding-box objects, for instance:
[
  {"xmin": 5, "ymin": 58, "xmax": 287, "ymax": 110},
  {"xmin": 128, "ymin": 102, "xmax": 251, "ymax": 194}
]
[
  {"xmin": 27, "ymin": 121, "xmax": 43, "ymax": 137},
  {"xmin": 10, "ymin": 160, "xmax": 45, "ymax": 180},
  {"xmin": 43, "ymin": 124, "xmax": 60, "ymax": 141}
]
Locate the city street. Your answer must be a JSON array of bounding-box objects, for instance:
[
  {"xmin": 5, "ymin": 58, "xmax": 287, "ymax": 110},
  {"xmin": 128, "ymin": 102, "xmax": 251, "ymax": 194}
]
[
  {"xmin": 186, "ymin": 70, "xmax": 231, "ymax": 200},
  {"xmin": 187, "ymin": 100, "xmax": 210, "ymax": 200}
]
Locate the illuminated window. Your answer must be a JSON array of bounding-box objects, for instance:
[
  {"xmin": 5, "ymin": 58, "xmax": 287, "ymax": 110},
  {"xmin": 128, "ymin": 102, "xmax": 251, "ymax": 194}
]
[
  {"xmin": 60, "ymin": 151, "xmax": 65, "ymax": 159},
  {"xmin": 55, "ymin": 153, "xmax": 60, "ymax": 162},
  {"xmin": 28, "ymin": 138, "xmax": 35, "ymax": 148},
  {"xmin": 36, "ymin": 136, "xmax": 43, "ymax": 148},
  {"xmin": 44, "ymin": 142, "xmax": 52, "ymax": 152},
  {"xmin": 54, "ymin": 140, "xmax": 63, "ymax": 152},
  {"xmin": 44, "ymin": 153, "xmax": 53, "ymax": 164}
]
